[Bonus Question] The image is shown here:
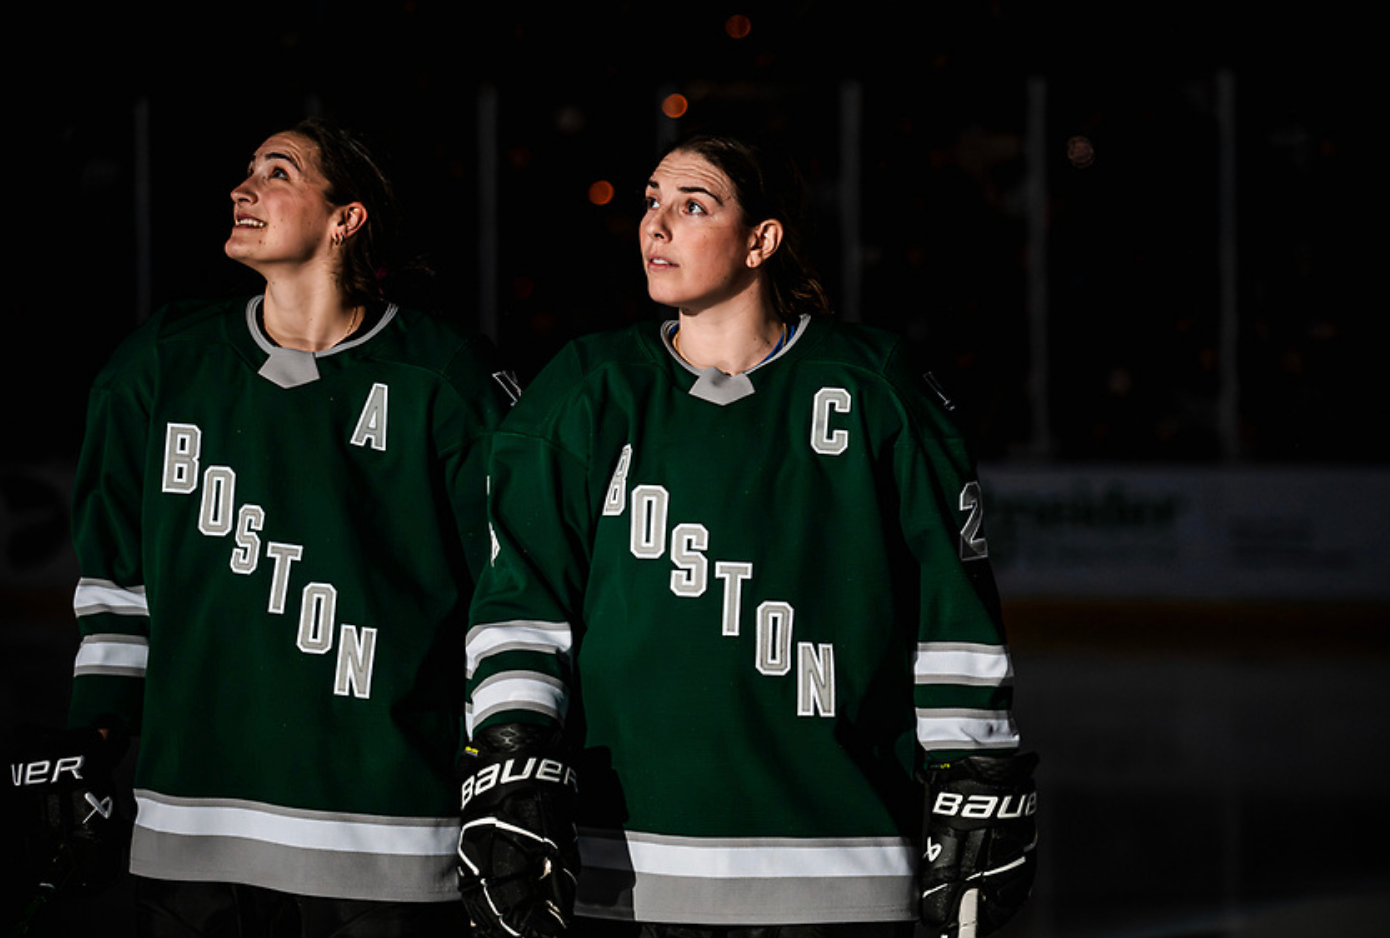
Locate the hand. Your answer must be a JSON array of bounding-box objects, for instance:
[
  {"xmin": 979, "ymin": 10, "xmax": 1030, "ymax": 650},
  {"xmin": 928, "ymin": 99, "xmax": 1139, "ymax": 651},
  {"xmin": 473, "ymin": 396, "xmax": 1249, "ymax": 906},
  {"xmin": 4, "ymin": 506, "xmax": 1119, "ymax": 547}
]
[
  {"xmin": 457, "ymin": 724, "xmax": 580, "ymax": 938},
  {"xmin": 919, "ymin": 752, "xmax": 1038, "ymax": 937},
  {"xmin": 7, "ymin": 725, "xmax": 131, "ymax": 894}
]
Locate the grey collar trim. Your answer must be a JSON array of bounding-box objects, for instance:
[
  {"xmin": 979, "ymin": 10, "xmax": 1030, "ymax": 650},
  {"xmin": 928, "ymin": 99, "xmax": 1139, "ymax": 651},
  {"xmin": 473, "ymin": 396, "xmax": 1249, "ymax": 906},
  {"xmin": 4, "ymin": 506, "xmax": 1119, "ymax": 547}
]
[
  {"xmin": 245, "ymin": 296, "xmax": 398, "ymax": 389},
  {"xmin": 661, "ymin": 314, "xmax": 810, "ymax": 407}
]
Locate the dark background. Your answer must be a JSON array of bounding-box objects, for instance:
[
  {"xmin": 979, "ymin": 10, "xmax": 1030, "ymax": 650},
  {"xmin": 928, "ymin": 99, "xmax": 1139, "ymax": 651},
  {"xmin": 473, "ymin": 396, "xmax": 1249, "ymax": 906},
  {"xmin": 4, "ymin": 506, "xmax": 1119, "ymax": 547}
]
[
  {"xmin": 3, "ymin": 2, "xmax": 1386, "ymax": 936},
  {"xmin": 8, "ymin": 0, "xmax": 1380, "ymax": 465}
]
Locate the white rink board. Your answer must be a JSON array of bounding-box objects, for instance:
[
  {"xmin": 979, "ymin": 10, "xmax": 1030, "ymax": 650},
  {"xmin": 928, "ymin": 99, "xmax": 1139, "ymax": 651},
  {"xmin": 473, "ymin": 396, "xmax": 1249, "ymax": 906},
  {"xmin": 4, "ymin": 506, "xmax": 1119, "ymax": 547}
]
[{"xmin": 979, "ymin": 465, "xmax": 1390, "ymax": 601}]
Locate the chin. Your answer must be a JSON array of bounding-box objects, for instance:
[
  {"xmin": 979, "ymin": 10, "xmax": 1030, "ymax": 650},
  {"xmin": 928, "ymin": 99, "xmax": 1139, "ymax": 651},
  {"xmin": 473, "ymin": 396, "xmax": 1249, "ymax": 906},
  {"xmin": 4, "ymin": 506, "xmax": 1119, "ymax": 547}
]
[
  {"xmin": 646, "ymin": 285, "xmax": 690, "ymax": 310},
  {"xmin": 224, "ymin": 246, "xmax": 262, "ymax": 274}
]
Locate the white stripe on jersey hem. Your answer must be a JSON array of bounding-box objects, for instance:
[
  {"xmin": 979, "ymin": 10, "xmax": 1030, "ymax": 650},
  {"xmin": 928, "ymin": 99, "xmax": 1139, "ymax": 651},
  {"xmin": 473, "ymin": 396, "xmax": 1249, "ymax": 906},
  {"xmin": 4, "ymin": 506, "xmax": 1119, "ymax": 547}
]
[
  {"xmin": 914, "ymin": 642, "xmax": 1014, "ymax": 686},
  {"xmin": 916, "ymin": 708, "xmax": 1019, "ymax": 750},
  {"xmin": 73, "ymin": 578, "xmax": 148, "ymax": 617},
  {"xmin": 134, "ymin": 791, "xmax": 458, "ymax": 857},
  {"xmin": 74, "ymin": 634, "xmax": 149, "ymax": 677},
  {"xmin": 579, "ymin": 828, "xmax": 915, "ymax": 880},
  {"xmin": 465, "ymin": 619, "xmax": 573, "ymax": 677}
]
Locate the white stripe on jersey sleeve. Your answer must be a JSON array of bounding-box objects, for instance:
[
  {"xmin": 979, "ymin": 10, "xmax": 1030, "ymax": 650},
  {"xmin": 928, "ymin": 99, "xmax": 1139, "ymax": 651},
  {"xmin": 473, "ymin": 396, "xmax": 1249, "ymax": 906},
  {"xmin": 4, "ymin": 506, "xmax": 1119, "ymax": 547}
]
[
  {"xmin": 464, "ymin": 619, "xmax": 573, "ymax": 677},
  {"xmin": 73, "ymin": 578, "xmax": 148, "ymax": 617},
  {"xmin": 916, "ymin": 707, "xmax": 1019, "ymax": 752},
  {"xmin": 466, "ymin": 670, "xmax": 568, "ymax": 735},
  {"xmin": 914, "ymin": 642, "xmax": 1014, "ymax": 687},
  {"xmin": 74, "ymin": 634, "xmax": 150, "ymax": 678}
]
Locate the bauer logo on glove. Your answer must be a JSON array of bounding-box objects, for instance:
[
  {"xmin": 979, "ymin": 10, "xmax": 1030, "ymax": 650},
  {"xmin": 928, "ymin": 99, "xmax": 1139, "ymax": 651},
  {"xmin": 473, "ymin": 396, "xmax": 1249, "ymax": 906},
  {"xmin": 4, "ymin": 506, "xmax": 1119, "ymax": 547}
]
[
  {"xmin": 930, "ymin": 787, "xmax": 1036, "ymax": 821},
  {"xmin": 920, "ymin": 752, "xmax": 1038, "ymax": 938},
  {"xmin": 5, "ymin": 724, "xmax": 131, "ymax": 902},
  {"xmin": 457, "ymin": 724, "xmax": 581, "ymax": 938},
  {"xmin": 460, "ymin": 753, "xmax": 578, "ymax": 811}
]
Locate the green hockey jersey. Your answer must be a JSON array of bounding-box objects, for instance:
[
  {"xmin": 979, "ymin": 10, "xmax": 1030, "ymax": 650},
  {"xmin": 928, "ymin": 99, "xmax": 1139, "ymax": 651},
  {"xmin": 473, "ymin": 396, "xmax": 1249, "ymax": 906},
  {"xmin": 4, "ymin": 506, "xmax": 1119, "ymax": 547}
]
[
  {"xmin": 69, "ymin": 296, "xmax": 513, "ymax": 902},
  {"xmin": 466, "ymin": 316, "xmax": 1018, "ymax": 925}
]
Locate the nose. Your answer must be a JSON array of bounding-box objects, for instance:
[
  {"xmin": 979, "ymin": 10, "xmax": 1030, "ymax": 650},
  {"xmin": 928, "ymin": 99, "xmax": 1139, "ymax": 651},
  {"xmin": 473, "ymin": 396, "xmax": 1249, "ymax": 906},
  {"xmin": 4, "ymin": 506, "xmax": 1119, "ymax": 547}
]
[
  {"xmin": 643, "ymin": 206, "xmax": 669, "ymax": 242},
  {"xmin": 230, "ymin": 176, "xmax": 255, "ymax": 204}
]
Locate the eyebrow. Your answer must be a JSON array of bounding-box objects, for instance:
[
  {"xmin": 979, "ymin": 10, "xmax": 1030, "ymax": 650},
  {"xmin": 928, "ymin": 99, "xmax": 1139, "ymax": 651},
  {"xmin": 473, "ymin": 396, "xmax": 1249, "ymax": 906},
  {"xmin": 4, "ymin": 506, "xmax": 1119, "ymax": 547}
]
[
  {"xmin": 253, "ymin": 150, "xmax": 303, "ymax": 172},
  {"xmin": 646, "ymin": 178, "xmax": 725, "ymax": 205}
]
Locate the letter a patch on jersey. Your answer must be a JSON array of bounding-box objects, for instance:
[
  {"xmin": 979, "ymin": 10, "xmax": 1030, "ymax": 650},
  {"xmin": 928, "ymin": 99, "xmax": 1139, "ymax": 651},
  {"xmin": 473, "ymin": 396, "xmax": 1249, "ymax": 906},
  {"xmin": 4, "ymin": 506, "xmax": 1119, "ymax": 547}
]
[{"xmin": 351, "ymin": 383, "xmax": 389, "ymax": 451}]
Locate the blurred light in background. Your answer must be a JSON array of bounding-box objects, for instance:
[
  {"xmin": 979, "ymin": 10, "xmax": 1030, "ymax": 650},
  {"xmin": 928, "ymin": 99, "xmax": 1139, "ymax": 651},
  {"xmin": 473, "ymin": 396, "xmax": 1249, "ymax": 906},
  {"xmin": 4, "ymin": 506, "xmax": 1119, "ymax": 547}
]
[
  {"xmin": 588, "ymin": 179, "xmax": 615, "ymax": 206},
  {"xmin": 661, "ymin": 93, "xmax": 689, "ymax": 119}
]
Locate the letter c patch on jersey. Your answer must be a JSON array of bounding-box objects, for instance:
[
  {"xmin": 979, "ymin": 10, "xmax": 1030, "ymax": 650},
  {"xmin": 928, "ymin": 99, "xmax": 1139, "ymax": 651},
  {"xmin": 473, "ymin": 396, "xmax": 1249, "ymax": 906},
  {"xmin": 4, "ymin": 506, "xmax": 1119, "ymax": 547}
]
[{"xmin": 811, "ymin": 387, "xmax": 852, "ymax": 456}]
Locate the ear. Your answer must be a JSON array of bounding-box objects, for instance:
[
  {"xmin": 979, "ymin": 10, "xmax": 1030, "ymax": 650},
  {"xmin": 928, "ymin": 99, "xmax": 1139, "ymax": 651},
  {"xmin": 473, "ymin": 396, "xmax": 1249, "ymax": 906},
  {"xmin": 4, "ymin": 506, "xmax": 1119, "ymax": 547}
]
[
  {"xmin": 746, "ymin": 219, "xmax": 784, "ymax": 269},
  {"xmin": 335, "ymin": 202, "xmax": 369, "ymax": 241}
]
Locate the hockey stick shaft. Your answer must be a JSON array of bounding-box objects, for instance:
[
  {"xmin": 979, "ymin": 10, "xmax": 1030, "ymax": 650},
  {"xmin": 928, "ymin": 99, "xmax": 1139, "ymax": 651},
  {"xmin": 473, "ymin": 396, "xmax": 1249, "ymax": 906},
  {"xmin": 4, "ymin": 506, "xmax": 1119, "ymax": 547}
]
[
  {"xmin": 957, "ymin": 886, "xmax": 979, "ymax": 938},
  {"xmin": 8, "ymin": 844, "xmax": 78, "ymax": 938}
]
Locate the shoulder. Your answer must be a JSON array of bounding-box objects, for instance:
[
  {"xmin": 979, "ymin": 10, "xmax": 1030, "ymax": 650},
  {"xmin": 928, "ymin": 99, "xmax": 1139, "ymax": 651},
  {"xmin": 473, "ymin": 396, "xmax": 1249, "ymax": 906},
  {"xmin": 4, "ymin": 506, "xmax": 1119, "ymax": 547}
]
[
  {"xmin": 796, "ymin": 319, "xmax": 905, "ymax": 371},
  {"xmin": 557, "ymin": 322, "xmax": 659, "ymax": 374},
  {"xmin": 513, "ymin": 323, "xmax": 660, "ymax": 416},
  {"xmin": 366, "ymin": 306, "xmax": 506, "ymax": 389},
  {"xmin": 90, "ymin": 297, "xmax": 247, "ymax": 392},
  {"xmin": 797, "ymin": 319, "xmax": 966, "ymax": 438},
  {"xmin": 370, "ymin": 306, "xmax": 519, "ymax": 416},
  {"xmin": 372, "ymin": 306, "xmax": 494, "ymax": 371},
  {"xmin": 156, "ymin": 296, "xmax": 247, "ymax": 334}
]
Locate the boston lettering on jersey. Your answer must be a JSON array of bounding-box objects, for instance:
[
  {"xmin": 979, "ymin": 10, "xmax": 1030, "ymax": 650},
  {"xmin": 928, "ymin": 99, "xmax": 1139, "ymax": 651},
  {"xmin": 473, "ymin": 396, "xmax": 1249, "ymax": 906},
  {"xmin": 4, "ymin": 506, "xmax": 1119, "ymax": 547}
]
[
  {"xmin": 597, "ymin": 385, "xmax": 879, "ymax": 721},
  {"xmin": 158, "ymin": 381, "xmax": 392, "ymax": 700}
]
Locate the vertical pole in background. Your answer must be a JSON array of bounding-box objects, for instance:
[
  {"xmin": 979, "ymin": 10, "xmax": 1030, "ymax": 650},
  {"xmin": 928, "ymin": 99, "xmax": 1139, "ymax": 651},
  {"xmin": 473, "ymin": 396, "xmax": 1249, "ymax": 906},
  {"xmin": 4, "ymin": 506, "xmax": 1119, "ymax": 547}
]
[
  {"xmin": 134, "ymin": 96, "xmax": 152, "ymax": 323},
  {"xmin": 1214, "ymin": 67, "xmax": 1245, "ymax": 933},
  {"xmin": 1216, "ymin": 68, "xmax": 1239, "ymax": 460},
  {"xmin": 1024, "ymin": 75, "xmax": 1052, "ymax": 458},
  {"xmin": 478, "ymin": 83, "xmax": 499, "ymax": 342},
  {"xmin": 838, "ymin": 80, "xmax": 862, "ymax": 323}
]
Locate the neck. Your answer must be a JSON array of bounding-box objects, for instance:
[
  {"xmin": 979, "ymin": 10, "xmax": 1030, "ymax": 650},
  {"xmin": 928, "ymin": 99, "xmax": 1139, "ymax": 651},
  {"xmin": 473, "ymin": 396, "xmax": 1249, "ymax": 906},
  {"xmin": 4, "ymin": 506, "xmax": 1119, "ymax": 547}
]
[
  {"xmin": 673, "ymin": 302, "xmax": 787, "ymax": 375},
  {"xmin": 261, "ymin": 276, "xmax": 363, "ymax": 352}
]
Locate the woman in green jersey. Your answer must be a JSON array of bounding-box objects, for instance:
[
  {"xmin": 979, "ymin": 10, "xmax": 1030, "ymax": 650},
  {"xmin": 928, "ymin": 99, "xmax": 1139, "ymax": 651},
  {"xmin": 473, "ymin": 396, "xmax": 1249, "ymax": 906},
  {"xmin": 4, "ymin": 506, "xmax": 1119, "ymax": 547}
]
[
  {"xmin": 459, "ymin": 134, "xmax": 1037, "ymax": 938},
  {"xmin": 43, "ymin": 118, "xmax": 512, "ymax": 937}
]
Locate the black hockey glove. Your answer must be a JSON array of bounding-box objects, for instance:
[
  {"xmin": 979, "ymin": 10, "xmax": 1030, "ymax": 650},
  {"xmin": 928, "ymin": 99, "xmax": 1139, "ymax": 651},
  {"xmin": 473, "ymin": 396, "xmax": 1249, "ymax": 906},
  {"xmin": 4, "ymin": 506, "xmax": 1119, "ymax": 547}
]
[
  {"xmin": 6, "ymin": 725, "xmax": 131, "ymax": 895},
  {"xmin": 919, "ymin": 752, "xmax": 1038, "ymax": 938},
  {"xmin": 457, "ymin": 723, "xmax": 580, "ymax": 938}
]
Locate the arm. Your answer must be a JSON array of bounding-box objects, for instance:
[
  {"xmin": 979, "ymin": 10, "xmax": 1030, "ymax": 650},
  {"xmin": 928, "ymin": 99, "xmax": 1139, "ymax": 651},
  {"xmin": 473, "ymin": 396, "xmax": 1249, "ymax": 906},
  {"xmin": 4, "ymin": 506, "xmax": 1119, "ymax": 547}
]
[
  {"xmin": 440, "ymin": 333, "xmax": 520, "ymax": 587},
  {"xmin": 460, "ymin": 349, "xmax": 595, "ymax": 935},
  {"xmin": 888, "ymin": 355, "xmax": 1038, "ymax": 936},
  {"xmin": 464, "ymin": 340, "xmax": 600, "ymax": 740},
  {"xmin": 10, "ymin": 328, "xmax": 156, "ymax": 928},
  {"xmin": 69, "ymin": 331, "xmax": 158, "ymax": 737}
]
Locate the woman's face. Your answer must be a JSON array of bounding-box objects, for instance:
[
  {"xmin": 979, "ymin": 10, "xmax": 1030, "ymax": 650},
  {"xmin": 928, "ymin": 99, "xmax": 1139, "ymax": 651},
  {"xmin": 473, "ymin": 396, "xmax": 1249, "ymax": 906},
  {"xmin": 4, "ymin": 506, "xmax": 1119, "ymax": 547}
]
[
  {"xmin": 225, "ymin": 132, "xmax": 339, "ymax": 273},
  {"xmin": 641, "ymin": 150, "xmax": 760, "ymax": 314}
]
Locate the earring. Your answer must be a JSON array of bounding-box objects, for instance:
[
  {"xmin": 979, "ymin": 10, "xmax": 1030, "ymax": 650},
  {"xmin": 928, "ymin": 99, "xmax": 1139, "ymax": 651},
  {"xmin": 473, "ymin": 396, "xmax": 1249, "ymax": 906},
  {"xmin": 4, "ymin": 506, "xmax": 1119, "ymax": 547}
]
[{"xmin": 331, "ymin": 232, "xmax": 344, "ymax": 248}]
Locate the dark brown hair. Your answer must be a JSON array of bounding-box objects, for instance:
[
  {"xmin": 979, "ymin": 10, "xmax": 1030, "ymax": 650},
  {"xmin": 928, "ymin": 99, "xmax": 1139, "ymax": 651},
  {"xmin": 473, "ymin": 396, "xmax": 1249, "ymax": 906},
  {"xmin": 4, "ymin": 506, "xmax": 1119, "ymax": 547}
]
[
  {"xmin": 288, "ymin": 118, "xmax": 406, "ymax": 306},
  {"xmin": 662, "ymin": 133, "xmax": 832, "ymax": 322}
]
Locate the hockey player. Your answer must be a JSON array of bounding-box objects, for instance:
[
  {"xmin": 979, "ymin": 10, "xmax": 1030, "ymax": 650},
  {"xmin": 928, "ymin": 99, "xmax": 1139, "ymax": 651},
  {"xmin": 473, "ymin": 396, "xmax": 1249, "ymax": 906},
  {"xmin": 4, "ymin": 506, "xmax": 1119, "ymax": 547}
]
[
  {"xmin": 458, "ymin": 133, "xmax": 1038, "ymax": 938},
  {"xmin": 28, "ymin": 118, "xmax": 513, "ymax": 935}
]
